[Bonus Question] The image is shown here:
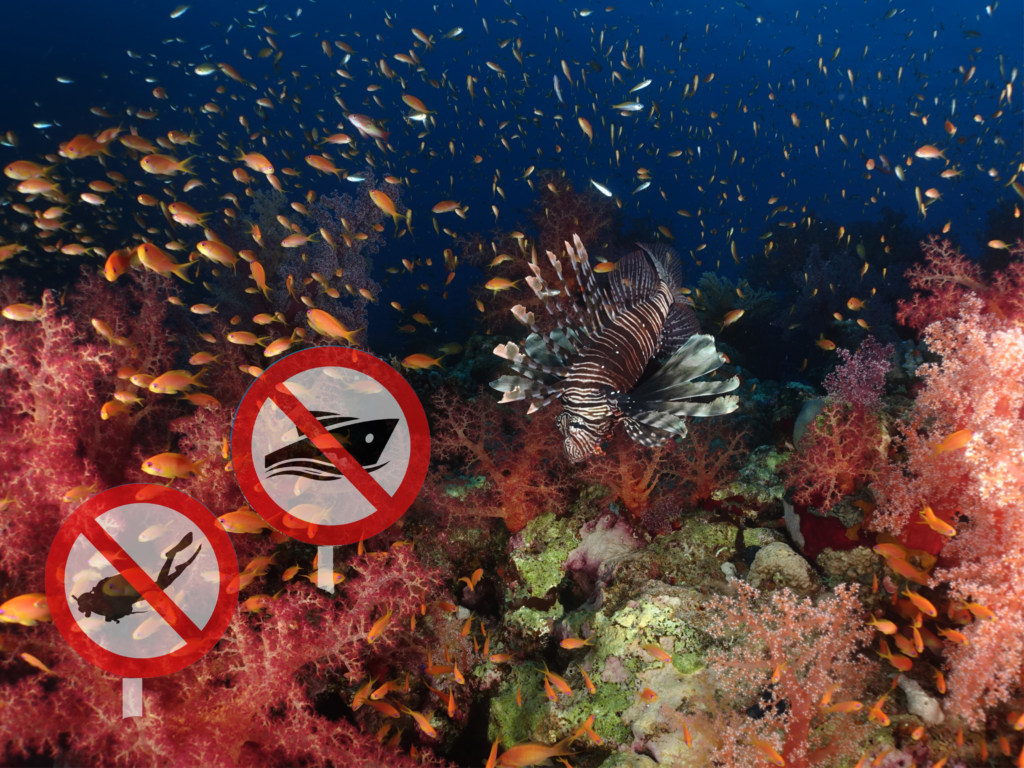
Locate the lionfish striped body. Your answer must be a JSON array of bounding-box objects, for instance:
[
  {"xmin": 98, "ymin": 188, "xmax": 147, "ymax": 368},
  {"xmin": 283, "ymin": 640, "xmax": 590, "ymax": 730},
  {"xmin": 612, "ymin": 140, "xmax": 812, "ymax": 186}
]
[{"xmin": 491, "ymin": 234, "xmax": 739, "ymax": 462}]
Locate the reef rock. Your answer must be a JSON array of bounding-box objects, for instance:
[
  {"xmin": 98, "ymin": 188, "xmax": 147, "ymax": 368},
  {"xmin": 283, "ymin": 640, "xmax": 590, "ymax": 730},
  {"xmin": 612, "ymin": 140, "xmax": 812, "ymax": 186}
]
[
  {"xmin": 897, "ymin": 676, "xmax": 945, "ymax": 726},
  {"xmin": 712, "ymin": 445, "xmax": 788, "ymax": 517},
  {"xmin": 817, "ymin": 546, "xmax": 879, "ymax": 583},
  {"xmin": 747, "ymin": 541, "xmax": 817, "ymax": 595},
  {"xmin": 565, "ymin": 512, "xmax": 643, "ymax": 606}
]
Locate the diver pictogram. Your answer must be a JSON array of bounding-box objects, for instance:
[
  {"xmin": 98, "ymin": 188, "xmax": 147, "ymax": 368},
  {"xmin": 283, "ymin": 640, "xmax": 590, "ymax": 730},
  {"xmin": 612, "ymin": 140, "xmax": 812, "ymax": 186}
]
[{"xmin": 72, "ymin": 532, "xmax": 202, "ymax": 624}]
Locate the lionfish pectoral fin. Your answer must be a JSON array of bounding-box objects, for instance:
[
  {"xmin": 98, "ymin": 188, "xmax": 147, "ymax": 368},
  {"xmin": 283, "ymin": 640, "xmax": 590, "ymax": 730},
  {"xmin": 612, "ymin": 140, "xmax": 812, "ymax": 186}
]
[
  {"xmin": 645, "ymin": 395, "xmax": 741, "ymax": 418},
  {"xmin": 623, "ymin": 416, "xmax": 675, "ymax": 447},
  {"xmin": 630, "ymin": 335, "xmax": 731, "ymax": 401}
]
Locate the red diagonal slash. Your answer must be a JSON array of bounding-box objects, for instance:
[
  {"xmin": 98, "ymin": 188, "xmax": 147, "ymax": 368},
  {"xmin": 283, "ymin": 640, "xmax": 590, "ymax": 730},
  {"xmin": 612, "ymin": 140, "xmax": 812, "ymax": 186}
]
[
  {"xmin": 81, "ymin": 518, "xmax": 203, "ymax": 644},
  {"xmin": 269, "ymin": 386, "xmax": 395, "ymax": 514}
]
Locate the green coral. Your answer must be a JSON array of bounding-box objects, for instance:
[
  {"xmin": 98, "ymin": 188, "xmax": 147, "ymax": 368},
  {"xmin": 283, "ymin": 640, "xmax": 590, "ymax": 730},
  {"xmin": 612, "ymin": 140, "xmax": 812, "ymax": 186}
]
[
  {"xmin": 713, "ymin": 445, "xmax": 789, "ymax": 514},
  {"xmin": 505, "ymin": 601, "xmax": 564, "ymax": 637},
  {"xmin": 510, "ymin": 512, "xmax": 578, "ymax": 598},
  {"xmin": 488, "ymin": 665, "xmax": 549, "ymax": 747},
  {"xmin": 442, "ymin": 474, "xmax": 489, "ymax": 500}
]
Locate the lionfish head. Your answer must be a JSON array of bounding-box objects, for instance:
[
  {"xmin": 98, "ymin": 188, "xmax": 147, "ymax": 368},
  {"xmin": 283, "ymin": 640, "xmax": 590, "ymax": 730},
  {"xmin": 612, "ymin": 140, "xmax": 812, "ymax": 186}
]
[{"xmin": 557, "ymin": 411, "xmax": 598, "ymax": 463}]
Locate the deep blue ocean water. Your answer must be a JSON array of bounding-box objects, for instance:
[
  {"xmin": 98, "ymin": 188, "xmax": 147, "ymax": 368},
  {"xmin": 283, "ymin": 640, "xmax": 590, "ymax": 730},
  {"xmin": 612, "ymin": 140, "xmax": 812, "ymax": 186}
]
[{"xmin": 1, "ymin": 0, "xmax": 1021, "ymax": 361}]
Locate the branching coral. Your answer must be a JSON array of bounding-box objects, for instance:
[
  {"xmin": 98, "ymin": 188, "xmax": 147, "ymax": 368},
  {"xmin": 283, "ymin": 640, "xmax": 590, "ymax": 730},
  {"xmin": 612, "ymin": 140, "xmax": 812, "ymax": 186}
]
[
  {"xmin": 422, "ymin": 385, "xmax": 572, "ymax": 532},
  {"xmin": 699, "ymin": 582, "xmax": 877, "ymax": 768},
  {"xmin": 872, "ymin": 293, "xmax": 1024, "ymax": 726}
]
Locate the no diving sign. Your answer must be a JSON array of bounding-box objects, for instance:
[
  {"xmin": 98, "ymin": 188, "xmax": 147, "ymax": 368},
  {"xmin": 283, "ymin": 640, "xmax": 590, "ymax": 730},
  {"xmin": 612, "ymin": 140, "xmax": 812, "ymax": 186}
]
[
  {"xmin": 45, "ymin": 485, "xmax": 237, "ymax": 716},
  {"xmin": 231, "ymin": 347, "xmax": 429, "ymax": 548}
]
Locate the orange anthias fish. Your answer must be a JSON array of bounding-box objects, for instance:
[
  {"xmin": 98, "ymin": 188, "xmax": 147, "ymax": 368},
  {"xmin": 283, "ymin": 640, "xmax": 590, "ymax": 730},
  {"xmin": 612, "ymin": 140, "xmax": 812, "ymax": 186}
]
[
  {"xmin": 497, "ymin": 735, "xmax": 576, "ymax": 768},
  {"xmin": 887, "ymin": 557, "xmax": 930, "ymax": 586},
  {"xmin": 560, "ymin": 637, "xmax": 594, "ymax": 650},
  {"xmin": 748, "ymin": 737, "xmax": 786, "ymax": 766},
  {"xmin": 369, "ymin": 189, "xmax": 403, "ymax": 227},
  {"xmin": 149, "ymin": 368, "xmax": 207, "ymax": 395},
  {"xmin": 541, "ymin": 662, "xmax": 572, "ymax": 696},
  {"xmin": 720, "ymin": 308, "xmax": 745, "ymax": 328},
  {"xmin": 141, "ymin": 452, "xmax": 205, "ymax": 481},
  {"xmin": 400, "ymin": 707, "xmax": 437, "ymax": 739},
  {"xmin": 876, "ymin": 638, "xmax": 913, "ymax": 672},
  {"xmin": 367, "ymin": 609, "xmax": 393, "ymax": 643},
  {"xmin": 0, "ymin": 593, "xmax": 51, "ymax": 626},
  {"xmin": 140, "ymin": 154, "xmax": 196, "ymax": 175},
  {"xmin": 929, "ymin": 429, "xmax": 972, "ymax": 459},
  {"xmin": 217, "ymin": 508, "xmax": 269, "ymax": 534},
  {"xmin": 580, "ymin": 667, "xmax": 597, "ymax": 694},
  {"xmin": 822, "ymin": 700, "xmax": 864, "ymax": 714},
  {"xmin": 642, "ymin": 644, "xmax": 672, "ymax": 662},
  {"xmin": 137, "ymin": 243, "xmax": 194, "ymax": 283},
  {"xmin": 236, "ymin": 151, "xmax": 273, "ymax": 174},
  {"xmin": 20, "ymin": 652, "xmax": 56, "ymax": 675},
  {"xmin": 917, "ymin": 504, "xmax": 957, "ymax": 537},
  {"xmin": 307, "ymin": 308, "xmax": 362, "ymax": 346},
  {"xmin": 866, "ymin": 615, "xmax": 898, "ymax": 634},
  {"xmin": 485, "ymin": 277, "xmax": 521, "ymax": 292},
  {"xmin": 401, "ymin": 353, "xmax": 445, "ymax": 371},
  {"xmin": 352, "ymin": 677, "xmax": 376, "ymax": 710},
  {"xmin": 902, "ymin": 588, "xmax": 938, "ymax": 617},
  {"xmin": 867, "ymin": 691, "xmax": 891, "ymax": 726}
]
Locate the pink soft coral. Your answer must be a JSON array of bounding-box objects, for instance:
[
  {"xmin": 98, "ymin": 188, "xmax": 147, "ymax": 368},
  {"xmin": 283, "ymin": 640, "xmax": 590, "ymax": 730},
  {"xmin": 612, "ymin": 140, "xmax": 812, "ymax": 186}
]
[
  {"xmin": 2, "ymin": 545, "xmax": 451, "ymax": 766},
  {"xmin": 872, "ymin": 294, "xmax": 1024, "ymax": 726},
  {"xmin": 698, "ymin": 582, "xmax": 877, "ymax": 768}
]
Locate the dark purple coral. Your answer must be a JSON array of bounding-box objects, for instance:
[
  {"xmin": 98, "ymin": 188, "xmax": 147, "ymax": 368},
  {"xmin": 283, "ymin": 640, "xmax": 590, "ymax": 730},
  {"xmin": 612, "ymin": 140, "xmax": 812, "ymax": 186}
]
[
  {"xmin": 564, "ymin": 512, "xmax": 642, "ymax": 606},
  {"xmin": 272, "ymin": 170, "xmax": 403, "ymax": 345}
]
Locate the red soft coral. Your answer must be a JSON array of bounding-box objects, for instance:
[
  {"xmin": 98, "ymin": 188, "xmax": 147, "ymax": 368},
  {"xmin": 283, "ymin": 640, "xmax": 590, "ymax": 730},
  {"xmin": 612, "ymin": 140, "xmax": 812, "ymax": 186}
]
[
  {"xmin": 0, "ymin": 287, "xmax": 115, "ymax": 577},
  {"xmin": 1, "ymin": 545, "xmax": 451, "ymax": 766},
  {"xmin": 580, "ymin": 418, "xmax": 749, "ymax": 518},
  {"xmin": 422, "ymin": 385, "xmax": 572, "ymax": 532},
  {"xmin": 897, "ymin": 235, "xmax": 1024, "ymax": 332},
  {"xmin": 781, "ymin": 402, "xmax": 885, "ymax": 512}
]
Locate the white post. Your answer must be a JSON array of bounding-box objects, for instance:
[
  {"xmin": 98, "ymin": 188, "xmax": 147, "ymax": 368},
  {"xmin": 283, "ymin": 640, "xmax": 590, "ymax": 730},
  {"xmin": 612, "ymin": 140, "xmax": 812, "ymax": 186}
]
[
  {"xmin": 122, "ymin": 677, "xmax": 143, "ymax": 718},
  {"xmin": 317, "ymin": 546, "xmax": 334, "ymax": 593}
]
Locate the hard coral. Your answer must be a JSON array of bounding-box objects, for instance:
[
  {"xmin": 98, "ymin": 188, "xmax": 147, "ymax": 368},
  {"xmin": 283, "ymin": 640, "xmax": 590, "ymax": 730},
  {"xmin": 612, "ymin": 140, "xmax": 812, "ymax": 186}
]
[{"xmin": 564, "ymin": 511, "xmax": 642, "ymax": 601}]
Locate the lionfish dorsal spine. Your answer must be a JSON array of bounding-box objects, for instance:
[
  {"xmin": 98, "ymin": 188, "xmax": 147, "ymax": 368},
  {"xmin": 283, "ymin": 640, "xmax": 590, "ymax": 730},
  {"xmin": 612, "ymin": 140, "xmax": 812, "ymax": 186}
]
[{"xmin": 511, "ymin": 303, "xmax": 574, "ymax": 361}]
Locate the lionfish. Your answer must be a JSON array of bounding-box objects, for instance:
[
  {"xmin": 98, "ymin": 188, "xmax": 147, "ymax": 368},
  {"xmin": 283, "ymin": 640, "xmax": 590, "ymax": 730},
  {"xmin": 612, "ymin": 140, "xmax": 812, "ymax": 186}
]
[{"xmin": 490, "ymin": 234, "xmax": 739, "ymax": 462}]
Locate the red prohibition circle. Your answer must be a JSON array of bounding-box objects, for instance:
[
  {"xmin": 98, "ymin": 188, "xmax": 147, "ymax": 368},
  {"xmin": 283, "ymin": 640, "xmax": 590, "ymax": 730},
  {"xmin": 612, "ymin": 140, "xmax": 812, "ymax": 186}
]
[
  {"xmin": 44, "ymin": 484, "xmax": 238, "ymax": 678},
  {"xmin": 231, "ymin": 346, "xmax": 430, "ymax": 546}
]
